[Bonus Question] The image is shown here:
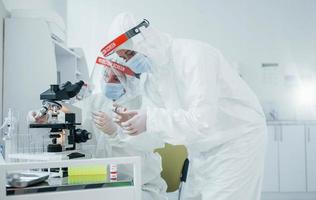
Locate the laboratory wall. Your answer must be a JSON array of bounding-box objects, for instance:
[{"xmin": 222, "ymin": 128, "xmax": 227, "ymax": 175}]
[
  {"xmin": 68, "ymin": 0, "xmax": 315, "ymax": 120},
  {"xmin": 1, "ymin": 0, "xmax": 315, "ymax": 120},
  {"xmin": 0, "ymin": 0, "xmax": 8, "ymax": 124}
]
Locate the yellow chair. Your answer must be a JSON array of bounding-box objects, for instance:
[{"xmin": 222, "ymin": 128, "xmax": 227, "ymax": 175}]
[{"xmin": 155, "ymin": 144, "xmax": 189, "ymax": 200}]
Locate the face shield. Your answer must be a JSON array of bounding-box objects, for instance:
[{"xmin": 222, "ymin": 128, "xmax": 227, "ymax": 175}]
[
  {"xmin": 90, "ymin": 50, "xmax": 151, "ymax": 102},
  {"xmin": 90, "ymin": 18, "xmax": 152, "ymax": 102},
  {"xmin": 106, "ymin": 13, "xmax": 173, "ymax": 67},
  {"xmin": 100, "ymin": 19, "xmax": 150, "ymax": 57}
]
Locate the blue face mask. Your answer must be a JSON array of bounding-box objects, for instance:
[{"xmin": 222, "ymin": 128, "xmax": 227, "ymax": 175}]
[
  {"xmin": 104, "ymin": 83, "xmax": 125, "ymax": 101},
  {"xmin": 126, "ymin": 53, "xmax": 152, "ymax": 74}
]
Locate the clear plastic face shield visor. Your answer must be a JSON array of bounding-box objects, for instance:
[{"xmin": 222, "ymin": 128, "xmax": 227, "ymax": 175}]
[
  {"xmin": 90, "ymin": 19, "xmax": 151, "ymax": 102},
  {"xmin": 90, "ymin": 55, "xmax": 140, "ymax": 101}
]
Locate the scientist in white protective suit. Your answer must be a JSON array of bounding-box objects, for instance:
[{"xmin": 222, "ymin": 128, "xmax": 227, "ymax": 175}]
[
  {"xmin": 28, "ymin": 47, "xmax": 168, "ymax": 199},
  {"xmin": 106, "ymin": 13, "xmax": 267, "ymax": 200}
]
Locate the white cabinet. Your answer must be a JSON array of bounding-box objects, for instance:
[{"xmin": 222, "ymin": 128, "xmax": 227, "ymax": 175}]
[
  {"xmin": 263, "ymin": 124, "xmax": 306, "ymax": 192},
  {"xmin": 0, "ymin": 2, "xmax": 8, "ymax": 125},
  {"xmin": 4, "ymin": 18, "xmax": 57, "ymax": 132},
  {"xmin": 3, "ymin": 18, "xmax": 89, "ymax": 132},
  {"xmin": 306, "ymin": 126, "xmax": 316, "ymax": 192},
  {"xmin": 262, "ymin": 125, "xmax": 279, "ymax": 192},
  {"xmin": 279, "ymin": 125, "xmax": 306, "ymax": 192}
]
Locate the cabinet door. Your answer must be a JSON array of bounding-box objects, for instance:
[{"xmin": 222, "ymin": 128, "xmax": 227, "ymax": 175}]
[
  {"xmin": 307, "ymin": 126, "xmax": 316, "ymax": 191},
  {"xmin": 279, "ymin": 125, "xmax": 306, "ymax": 192},
  {"xmin": 262, "ymin": 125, "xmax": 279, "ymax": 192}
]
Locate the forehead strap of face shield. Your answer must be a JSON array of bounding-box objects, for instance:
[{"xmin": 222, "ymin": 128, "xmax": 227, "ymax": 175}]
[
  {"xmin": 96, "ymin": 56, "xmax": 138, "ymax": 77},
  {"xmin": 100, "ymin": 19, "xmax": 150, "ymax": 57}
]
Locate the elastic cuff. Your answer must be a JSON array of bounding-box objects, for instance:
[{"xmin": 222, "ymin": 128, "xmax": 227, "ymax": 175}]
[
  {"xmin": 107, "ymin": 127, "xmax": 128, "ymax": 141},
  {"xmin": 108, "ymin": 130, "xmax": 119, "ymax": 138}
]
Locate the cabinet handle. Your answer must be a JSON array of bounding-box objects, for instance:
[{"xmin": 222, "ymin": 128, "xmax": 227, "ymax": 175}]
[
  {"xmin": 274, "ymin": 126, "xmax": 278, "ymax": 141},
  {"xmin": 280, "ymin": 130, "xmax": 283, "ymax": 142}
]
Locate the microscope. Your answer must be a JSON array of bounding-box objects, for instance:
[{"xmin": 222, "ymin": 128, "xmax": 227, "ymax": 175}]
[{"xmin": 29, "ymin": 81, "xmax": 92, "ymax": 158}]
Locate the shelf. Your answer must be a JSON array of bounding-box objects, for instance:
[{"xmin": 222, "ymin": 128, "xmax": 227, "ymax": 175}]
[
  {"xmin": 53, "ymin": 39, "xmax": 81, "ymax": 58},
  {"xmin": 267, "ymin": 120, "xmax": 316, "ymax": 125},
  {"xmin": 7, "ymin": 174, "xmax": 133, "ymax": 196},
  {"xmin": 0, "ymin": 155, "xmax": 141, "ymax": 200}
]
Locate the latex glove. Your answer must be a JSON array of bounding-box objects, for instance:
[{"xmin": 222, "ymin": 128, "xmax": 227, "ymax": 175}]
[
  {"xmin": 92, "ymin": 111, "xmax": 117, "ymax": 136},
  {"xmin": 120, "ymin": 110, "xmax": 147, "ymax": 136},
  {"xmin": 27, "ymin": 110, "xmax": 48, "ymax": 124},
  {"xmin": 112, "ymin": 104, "xmax": 137, "ymax": 125}
]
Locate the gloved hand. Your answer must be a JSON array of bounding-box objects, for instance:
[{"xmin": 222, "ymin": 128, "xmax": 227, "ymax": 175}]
[
  {"xmin": 27, "ymin": 110, "xmax": 48, "ymax": 124},
  {"xmin": 92, "ymin": 111, "xmax": 117, "ymax": 136},
  {"xmin": 112, "ymin": 104, "xmax": 137, "ymax": 125},
  {"xmin": 120, "ymin": 109, "xmax": 147, "ymax": 136}
]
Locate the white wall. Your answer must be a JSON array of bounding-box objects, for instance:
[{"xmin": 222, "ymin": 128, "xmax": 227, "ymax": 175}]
[
  {"xmin": 66, "ymin": 0, "xmax": 316, "ymax": 120},
  {"xmin": 1, "ymin": 0, "xmax": 315, "ymax": 119}
]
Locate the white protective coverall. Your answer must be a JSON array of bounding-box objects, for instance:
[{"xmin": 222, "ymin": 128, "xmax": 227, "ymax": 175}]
[
  {"xmin": 107, "ymin": 13, "xmax": 267, "ymax": 200},
  {"xmin": 75, "ymin": 94, "xmax": 167, "ymax": 200}
]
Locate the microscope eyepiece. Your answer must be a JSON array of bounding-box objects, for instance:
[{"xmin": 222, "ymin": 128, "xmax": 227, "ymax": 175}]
[
  {"xmin": 40, "ymin": 80, "xmax": 85, "ymax": 101},
  {"xmin": 65, "ymin": 81, "xmax": 85, "ymax": 98}
]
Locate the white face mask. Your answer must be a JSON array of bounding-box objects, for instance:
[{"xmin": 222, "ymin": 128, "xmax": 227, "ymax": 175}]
[
  {"xmin": 126, "ymin": 53, "xmax": 152, "ymax": 74},
  {"xmin": 103, "ymin": 83, "xmax": 125, "ymax": 101}
]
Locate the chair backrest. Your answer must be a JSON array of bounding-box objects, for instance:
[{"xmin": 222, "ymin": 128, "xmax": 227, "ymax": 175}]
[{"xmin": 154, "ymin": 143, "xmax": 188, "ymax": 192}]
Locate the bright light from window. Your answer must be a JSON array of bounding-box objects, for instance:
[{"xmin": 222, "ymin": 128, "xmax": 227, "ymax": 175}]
[{"xmin": 296, "ymin": 81, "xmax": 316, "ymax": 107}]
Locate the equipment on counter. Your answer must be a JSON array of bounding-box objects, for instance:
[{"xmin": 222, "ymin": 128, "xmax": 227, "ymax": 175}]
[
  {"xmin": 7, "ymin": 172, "xmax": 49, "ymax": 188},
  {"xmin": 29, "ymin": 81, "xmax": 92, "ymax": 154}
]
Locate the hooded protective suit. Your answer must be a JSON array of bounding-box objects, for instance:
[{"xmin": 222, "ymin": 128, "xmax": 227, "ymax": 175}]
[
  {"xmin": 107, "ymin": 13, "xmax": 267, "ymax": 200},
  {"xmin": 75, "ymin": 94, "xmax": 167, "ymax": 200}
]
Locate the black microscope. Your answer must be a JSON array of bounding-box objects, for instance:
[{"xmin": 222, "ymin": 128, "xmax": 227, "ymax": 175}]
[{"xmin": 29, "ymin": 81, "xmax": 92, "ymax": 158}]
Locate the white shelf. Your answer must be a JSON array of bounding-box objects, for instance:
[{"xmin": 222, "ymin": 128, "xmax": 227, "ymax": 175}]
[
  {"xmin": 0, "ymin": 156, "xmax": 141, "ymax": 200},
  {"xmin": 53, "ymin": 39, "xmax": 81, "ymax": 58},
  {"xmin": 8, "ymin": 153, "xmax": 64, "ymax": 161},
  {"xmin": 267, "ymin": 120, "xmax": 316, "ymax": 125}
]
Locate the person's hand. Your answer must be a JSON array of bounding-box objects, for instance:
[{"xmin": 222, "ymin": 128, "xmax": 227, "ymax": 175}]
[
  {"xmin": 112, "ymin": 104, "xmax": 137, "ymax": 125},
  {"xmin": 92, "ymin": 111, "xmax": 117, "ymax": 136},
  {"xmin": 120, "ymin": 109, "xmax": 147, "ymax": 136},
  {"xmin": 27, "ymin": 110, "xmax": 48, "ymax": 124}
]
